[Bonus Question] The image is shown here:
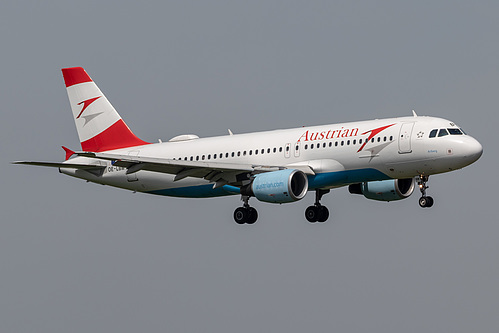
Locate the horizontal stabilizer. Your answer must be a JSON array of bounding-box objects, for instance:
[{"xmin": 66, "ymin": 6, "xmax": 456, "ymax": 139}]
[{"xmin": 13, "ymin": 161, "xmax": 105, "ymax": 170}]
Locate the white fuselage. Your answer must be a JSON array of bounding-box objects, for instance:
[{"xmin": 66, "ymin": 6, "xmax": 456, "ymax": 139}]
[{"xmin": 61, "ymin": 115, "xmax": 482, "ymax": 198}]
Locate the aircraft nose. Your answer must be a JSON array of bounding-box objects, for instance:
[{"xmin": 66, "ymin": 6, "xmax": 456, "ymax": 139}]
[{"xmin": 464, "ymin": 137, "xmax": 483, "ymax": 163}]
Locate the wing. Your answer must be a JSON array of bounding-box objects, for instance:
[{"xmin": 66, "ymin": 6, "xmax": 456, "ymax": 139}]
[{"xmin": 76, "ymin": 151, "xmax": 315, "ymax": 188}]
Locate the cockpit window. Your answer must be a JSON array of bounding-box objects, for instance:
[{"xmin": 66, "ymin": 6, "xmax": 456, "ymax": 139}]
[
  {"xmin": 460, "ymin": 128, "xmax": 467, "ymax": 135},
  {"xmin": 438, "ymin": 129, "xmax": 449, "ymax": 137},
  {"xmin": 429, "ymin": 129, "xmax": 438, "ymax": 138},
  {"xmin": 448, "ymin": 128, "xmax": 463, "ymax": 135}
]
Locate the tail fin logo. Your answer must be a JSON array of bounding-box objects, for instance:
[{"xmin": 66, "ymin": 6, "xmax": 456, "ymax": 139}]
[{"xmin": 76, "ymin": 96, "xmax": 102, "ymax": 119}]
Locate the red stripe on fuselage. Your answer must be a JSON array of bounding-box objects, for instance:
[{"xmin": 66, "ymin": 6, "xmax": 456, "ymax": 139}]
[
  {"xmin": 62, "ymin": 67, "xmax": 93, "ymax": 87},
  {"xmin": 80, "ymin": 119, "xmax": 149, "ymax": 152}
]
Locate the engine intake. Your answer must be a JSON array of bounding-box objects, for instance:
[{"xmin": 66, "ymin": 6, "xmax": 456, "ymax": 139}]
[
  {"xmin": 241, "ymin": 169, "xmax": 308, "ymax": 203},
  {"xmin": 349, "ymin": 178, "xmax": 415, "ymax": 201}
]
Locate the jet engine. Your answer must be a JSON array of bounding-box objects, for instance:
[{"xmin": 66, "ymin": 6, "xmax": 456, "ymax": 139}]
[
  {"xmin": 348, "ymin": 178, "xmax": 415, "ymax": 202},
  {"xmin": 241, "ymin": 169, "xmax": 309, "ymax": 203}
]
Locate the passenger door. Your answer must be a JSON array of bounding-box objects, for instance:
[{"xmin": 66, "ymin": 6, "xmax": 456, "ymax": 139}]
[{"xmin": 398, "ymin": 123, "xmax": 414, "ymax": 154}]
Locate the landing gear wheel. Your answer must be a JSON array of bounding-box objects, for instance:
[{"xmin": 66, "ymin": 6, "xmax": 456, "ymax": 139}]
[
  {"xmin": 234, "ymin": 195, "xmax": 259, "ymax": 224},
  {"xmin": 305, "ymin": 189, "xmax": 331, "ymax": 223},
  {"xmin": 317, "ymin": 206, "xmax": 329, "ymax": 222},
  {"xmin": 247, "ymin": 207, "xmax": 258, "ymax": 224},
  {"xmin": 419, "ymin": 196, "xmax": 434, "ymax": 208},
  {"xmin": 305, "ymin": 206, "xmax": 319, "ymax": 222},
  {"xmin": 234, "ymin": 207, "xmax": 249, "ymax": 224},
  {"xmin": 417, "ymin": 175, "xmax": 434, "ymax": 208}
]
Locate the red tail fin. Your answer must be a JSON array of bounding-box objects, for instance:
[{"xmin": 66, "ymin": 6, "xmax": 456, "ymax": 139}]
[{"xmin": 62, "ymin": 67, "xmax": 149, "ymax": 152}]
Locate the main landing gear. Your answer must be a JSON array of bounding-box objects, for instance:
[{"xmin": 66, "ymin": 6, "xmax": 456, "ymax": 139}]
[
  {"xmin": 417, "ymin": 175, "xmax": 434, "ymax": 208},
  {"xmin": 305, "ymin": 189, "xmax": 330, "ymax": 223},
  {"xmin": 233, "ymin": 196, "xmax": 258, "ymax": 224}
]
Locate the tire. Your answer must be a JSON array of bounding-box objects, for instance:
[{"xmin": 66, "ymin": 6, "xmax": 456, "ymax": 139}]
[
  {"xmin": 247, "ymin": 207, "xmax": 258, "ymax": 224},
  {"xmin": 234, "ymin": 207, "xmax": 249, "ymax": 224},
  {"xmin": 419, "ymin": 196, "xmax": 434, "ymax": 208},
  {"xmin": 317, "ymin": 206, "xmax": 329, "ymax": 222},
  {"xmin": 305, "ymin": 206, "xmax": 319, "ymax": 222}
]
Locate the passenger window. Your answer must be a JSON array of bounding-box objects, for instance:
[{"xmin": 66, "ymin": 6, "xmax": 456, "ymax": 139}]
[
  {"xmin": 438, "ymin": 129, "xmax": 449, "ymax": 137},
  {"xmin": 305, "ymin": 144, "xmax": 308, "ymax": 150},
  {"xmin": 429, "ymin": 129, "xmax": 438, "ymax": 138},
  {"xmin": 273, "ymin": 147, "xmax": 277, "ymax": 153},
  {"xmin": 323, "ymin": 143, "xmax": 326, "ymax": 148},
  {"xmin": 279, "ymin": 147, "xmax": 283, "ymax": 152}
]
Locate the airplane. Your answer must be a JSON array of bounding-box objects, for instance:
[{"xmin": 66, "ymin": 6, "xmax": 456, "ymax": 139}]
[{"xmin": 14, "ymin": 67, "xmax": 483, "ymax": 224}]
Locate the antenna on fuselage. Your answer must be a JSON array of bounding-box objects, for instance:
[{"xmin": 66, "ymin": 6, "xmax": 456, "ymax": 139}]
[
  {"xmin": 412, "ymin": 110, "xmax": 418, "ymax": 117},
  {"xmin": 228, "ymin": 129, "xmax": 234, "ymax": 136}
]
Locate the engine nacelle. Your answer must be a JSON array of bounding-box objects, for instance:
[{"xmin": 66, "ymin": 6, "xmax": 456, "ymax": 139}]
[
  {"xmin": 348, "ymin": 178, "xmax": 415, "ymax": 202},
  {"xmin": 242, "ymin": 169, "xmax": 309, "ymax": 203}
]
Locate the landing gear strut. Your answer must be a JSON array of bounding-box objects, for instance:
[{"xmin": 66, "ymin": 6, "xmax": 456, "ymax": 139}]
[
  {"xmin": 417, "ymin": 175, "xmax": 434, "ymax": 208},
  {"xmin": 233, "ymin": 196, "xmax": 258, "ymax": 224},
  {"xmin": 305, "ymin": 189, "xmax": 330, "ymax": 223}
]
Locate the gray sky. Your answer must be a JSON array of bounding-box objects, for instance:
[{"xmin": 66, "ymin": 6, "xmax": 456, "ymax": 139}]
[{"xmin": 2, "ymin": 1, "xmax": 498, "ymax": 332}]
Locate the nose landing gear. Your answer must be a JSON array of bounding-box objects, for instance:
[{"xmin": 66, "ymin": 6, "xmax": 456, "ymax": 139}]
[
  {"xmin": 417, "ymin": 175, "xmax": 434, "ymax": 208},
  {"xmin": 233, "ymin": 196, "xmax": 258, "ymax": 224},
  {"xmin": 305, "ymin": 189, "xmax": 330, "ymax": 223}
]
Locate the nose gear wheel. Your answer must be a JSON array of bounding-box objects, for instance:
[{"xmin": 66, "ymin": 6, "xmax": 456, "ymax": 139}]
[{"xmin": 417, "ymin": 175, "xmax": 434, "ymax": 208}]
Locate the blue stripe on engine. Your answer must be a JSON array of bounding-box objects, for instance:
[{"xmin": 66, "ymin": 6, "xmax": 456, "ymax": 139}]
[{"xmin": 146, "ymin": 168, "xmax": 390, "ymax": 198}]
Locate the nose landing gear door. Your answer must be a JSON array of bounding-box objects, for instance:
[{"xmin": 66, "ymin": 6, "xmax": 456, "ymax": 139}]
[{"xmin": 398, "ymin": 123, "xmax": 414, "ymax": 154}]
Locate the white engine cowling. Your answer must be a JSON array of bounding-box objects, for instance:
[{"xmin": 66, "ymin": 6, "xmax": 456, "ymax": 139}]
[
  {"xmin": 241, "ymin": 169, "xmax": 309, "ymax": 203},
  {"xmin": 348, "ymin": 178, "xmax": 415, "ymax": 201}
]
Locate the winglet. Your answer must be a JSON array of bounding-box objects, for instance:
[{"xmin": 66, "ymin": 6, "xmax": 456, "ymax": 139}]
[{"xmin": 62, "ymin": 146, "xmax": 75, "ymax": 160}]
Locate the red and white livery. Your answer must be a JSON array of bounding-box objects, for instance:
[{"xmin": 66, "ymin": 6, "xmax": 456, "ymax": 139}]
[{"xmin": 15, "ymin": 67, "xmax": 483, "ymax": 224}]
